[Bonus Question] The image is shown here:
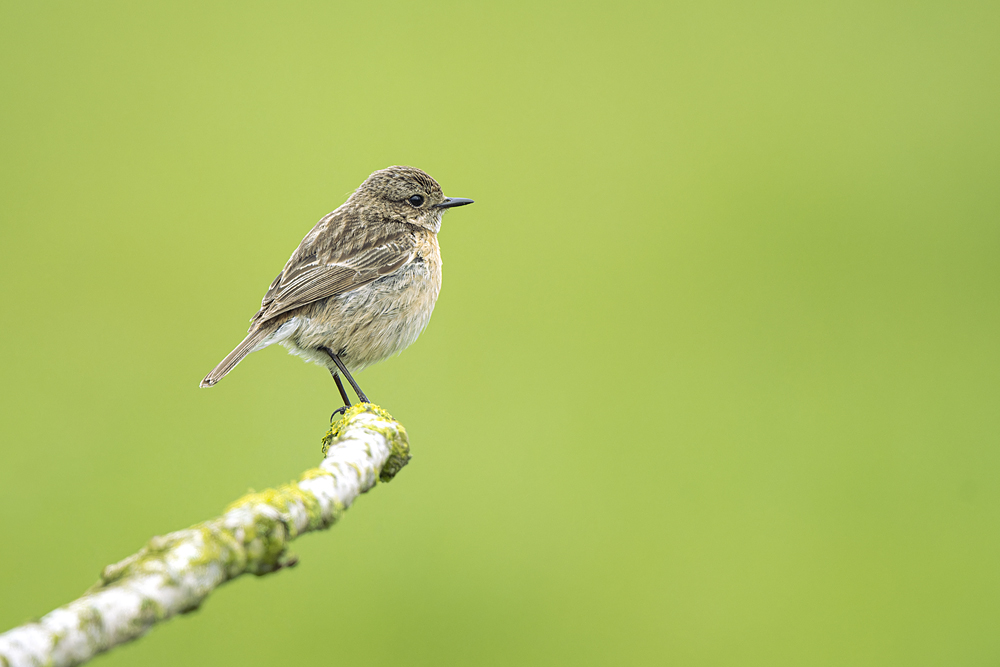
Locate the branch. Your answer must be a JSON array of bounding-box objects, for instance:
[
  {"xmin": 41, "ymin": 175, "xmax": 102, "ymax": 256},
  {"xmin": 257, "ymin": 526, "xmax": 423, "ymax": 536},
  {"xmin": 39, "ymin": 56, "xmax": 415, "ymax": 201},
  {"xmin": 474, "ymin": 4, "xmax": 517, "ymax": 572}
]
[{"xmin": 0, "ymin": 404, "xmax": 410, "ymax": 667}]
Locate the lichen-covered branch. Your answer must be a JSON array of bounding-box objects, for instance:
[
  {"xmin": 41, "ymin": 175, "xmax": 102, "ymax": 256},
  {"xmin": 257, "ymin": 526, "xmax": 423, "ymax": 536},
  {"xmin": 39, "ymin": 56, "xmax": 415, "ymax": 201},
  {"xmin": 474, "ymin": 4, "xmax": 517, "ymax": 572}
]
[{"xmin": 0, "ymin": 404, "xmax": 410, "ymax": 667}]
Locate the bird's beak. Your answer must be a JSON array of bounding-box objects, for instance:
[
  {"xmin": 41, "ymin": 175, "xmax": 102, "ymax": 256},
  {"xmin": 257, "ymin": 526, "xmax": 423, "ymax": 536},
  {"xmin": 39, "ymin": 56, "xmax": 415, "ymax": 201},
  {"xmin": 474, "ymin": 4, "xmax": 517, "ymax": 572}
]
[{"xmin": 434, "ymin": 197, "xmax": 475, "ymax": 209}]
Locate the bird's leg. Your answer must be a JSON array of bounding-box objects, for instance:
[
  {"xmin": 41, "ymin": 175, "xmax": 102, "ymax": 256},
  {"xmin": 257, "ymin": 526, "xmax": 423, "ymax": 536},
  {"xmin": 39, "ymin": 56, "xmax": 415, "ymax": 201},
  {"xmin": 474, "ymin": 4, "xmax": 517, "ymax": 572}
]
[
  {"xmin": 331, "ymin": 371, "xmax": 352, "ymax": 406},
  {"xmin": 329, "ymin": 369, "xmax": 352, "ymax": 420},
  {"xmin": 321, "ymin": 347, "xmax": 370, "ymax": 404}
]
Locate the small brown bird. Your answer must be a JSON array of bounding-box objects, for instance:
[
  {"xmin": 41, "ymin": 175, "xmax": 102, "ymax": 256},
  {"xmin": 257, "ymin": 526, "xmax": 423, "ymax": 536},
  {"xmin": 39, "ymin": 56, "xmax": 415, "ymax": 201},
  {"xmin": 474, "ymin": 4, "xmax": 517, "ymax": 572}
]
[{"xmin": 200, "ymin": 165, "xmax": 473, "ymax": 413}]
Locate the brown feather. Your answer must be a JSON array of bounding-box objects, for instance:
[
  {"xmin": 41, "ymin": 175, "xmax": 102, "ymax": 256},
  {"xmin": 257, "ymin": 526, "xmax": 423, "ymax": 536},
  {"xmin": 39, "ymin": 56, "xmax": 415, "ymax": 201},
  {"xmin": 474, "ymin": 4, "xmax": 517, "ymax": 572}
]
[
  {"xmin": 252, "ymin": 233, "xmax": 417, "ymax": 325},
  {"xmin": 200, "ymin": 327, "xmax": 274, "ymax": 387}
]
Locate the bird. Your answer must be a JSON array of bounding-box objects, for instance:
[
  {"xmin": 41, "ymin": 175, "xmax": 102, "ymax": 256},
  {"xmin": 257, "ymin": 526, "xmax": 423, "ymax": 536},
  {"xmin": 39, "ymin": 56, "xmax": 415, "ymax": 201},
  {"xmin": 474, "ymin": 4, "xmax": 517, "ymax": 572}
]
[{"xmin": 200, "ymin": 165, "xmax": 473, "ymax": 415}]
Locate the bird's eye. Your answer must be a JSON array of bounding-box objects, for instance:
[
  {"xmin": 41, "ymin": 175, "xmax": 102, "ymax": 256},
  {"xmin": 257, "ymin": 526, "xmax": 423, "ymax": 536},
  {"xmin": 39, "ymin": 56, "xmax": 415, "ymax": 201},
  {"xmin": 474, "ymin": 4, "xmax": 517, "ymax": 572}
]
[{"xmin": 407, "ymin": 195, "xmax": 424, "ymax": 207}]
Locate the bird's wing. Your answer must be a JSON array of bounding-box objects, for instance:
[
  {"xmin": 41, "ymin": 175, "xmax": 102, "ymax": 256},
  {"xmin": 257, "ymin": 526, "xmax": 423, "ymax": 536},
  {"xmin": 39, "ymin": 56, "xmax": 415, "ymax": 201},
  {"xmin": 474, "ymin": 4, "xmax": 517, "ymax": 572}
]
[{"xmin": 251, "ymin": 232, "xmax": 416, "ymax": 326}]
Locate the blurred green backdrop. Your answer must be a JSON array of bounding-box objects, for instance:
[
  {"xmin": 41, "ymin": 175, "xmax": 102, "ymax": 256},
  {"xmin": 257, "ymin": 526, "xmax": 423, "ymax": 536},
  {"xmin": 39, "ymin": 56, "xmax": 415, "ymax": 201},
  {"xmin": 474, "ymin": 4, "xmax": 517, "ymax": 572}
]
[{"xmin": 1, "ymin": 1, "xmax": 998, "ymax": 665}]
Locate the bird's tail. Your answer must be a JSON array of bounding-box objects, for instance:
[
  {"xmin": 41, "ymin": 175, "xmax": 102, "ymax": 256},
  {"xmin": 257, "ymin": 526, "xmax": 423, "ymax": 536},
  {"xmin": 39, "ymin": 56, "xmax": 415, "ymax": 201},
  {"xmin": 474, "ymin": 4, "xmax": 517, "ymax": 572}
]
[{"xmin": 200, "ymin": 328, "xmax": 270, "ymax": 388}]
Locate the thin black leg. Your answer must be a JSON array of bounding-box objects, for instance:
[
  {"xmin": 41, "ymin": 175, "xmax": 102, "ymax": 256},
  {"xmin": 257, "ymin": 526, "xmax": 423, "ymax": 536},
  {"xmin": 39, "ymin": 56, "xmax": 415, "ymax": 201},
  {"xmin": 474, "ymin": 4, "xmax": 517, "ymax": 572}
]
[
  {"xmin": 321, "ymin": 347, "xmax": 370, "ymax": 403},
  {"xmin": 330, "ymin": 369, "xmax": 352, "ymax": 407},
  {"xmin": 329, "ymin": 369, "xmax": 352, "ymax": 420}
]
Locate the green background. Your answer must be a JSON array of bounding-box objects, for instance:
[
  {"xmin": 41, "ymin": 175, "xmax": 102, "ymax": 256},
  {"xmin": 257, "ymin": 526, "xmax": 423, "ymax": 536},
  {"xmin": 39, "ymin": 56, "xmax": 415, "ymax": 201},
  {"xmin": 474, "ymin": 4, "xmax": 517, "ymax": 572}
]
[{"xmin": 1, "ymin": 1, "xmax": 998, "ymax": 665}]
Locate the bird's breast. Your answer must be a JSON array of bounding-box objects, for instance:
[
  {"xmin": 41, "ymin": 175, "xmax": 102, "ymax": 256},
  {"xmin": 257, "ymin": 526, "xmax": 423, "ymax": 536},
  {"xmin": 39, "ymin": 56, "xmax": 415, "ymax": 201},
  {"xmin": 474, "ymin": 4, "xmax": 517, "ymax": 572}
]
[{"xmin": 290, "ymin": 233, "xmax": 442, "ymax": 371}]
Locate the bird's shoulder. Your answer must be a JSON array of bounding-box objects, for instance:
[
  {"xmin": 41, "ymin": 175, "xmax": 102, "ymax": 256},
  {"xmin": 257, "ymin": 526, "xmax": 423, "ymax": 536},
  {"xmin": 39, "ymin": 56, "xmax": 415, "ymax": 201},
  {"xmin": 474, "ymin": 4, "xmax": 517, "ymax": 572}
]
[{"xmin": 251, "ymin": 206, "xmax": 420, "ymax": 326}]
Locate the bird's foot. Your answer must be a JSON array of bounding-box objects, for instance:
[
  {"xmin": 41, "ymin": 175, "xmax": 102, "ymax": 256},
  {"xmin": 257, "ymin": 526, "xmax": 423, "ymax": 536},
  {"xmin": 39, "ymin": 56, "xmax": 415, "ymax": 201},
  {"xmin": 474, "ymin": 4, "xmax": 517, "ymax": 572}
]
[{"xmin": 330, "ymin": 406, "xmax": 348, "ymax": 422}]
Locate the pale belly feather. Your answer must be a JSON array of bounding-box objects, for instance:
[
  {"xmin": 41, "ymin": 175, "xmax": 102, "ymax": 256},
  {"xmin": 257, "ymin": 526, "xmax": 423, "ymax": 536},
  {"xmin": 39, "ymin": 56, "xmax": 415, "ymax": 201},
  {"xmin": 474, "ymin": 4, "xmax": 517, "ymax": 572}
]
[{"xmin": 261, "ymin": 257, "xmax": 441, "ymax": 374}]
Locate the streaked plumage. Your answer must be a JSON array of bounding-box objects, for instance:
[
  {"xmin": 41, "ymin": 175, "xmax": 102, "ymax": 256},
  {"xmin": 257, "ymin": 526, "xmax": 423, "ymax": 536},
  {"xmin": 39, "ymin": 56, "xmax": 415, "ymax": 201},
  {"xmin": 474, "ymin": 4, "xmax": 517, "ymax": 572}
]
[{"xmin": 200, "ymin": 166, "xmax": 472, "ymax": 395}]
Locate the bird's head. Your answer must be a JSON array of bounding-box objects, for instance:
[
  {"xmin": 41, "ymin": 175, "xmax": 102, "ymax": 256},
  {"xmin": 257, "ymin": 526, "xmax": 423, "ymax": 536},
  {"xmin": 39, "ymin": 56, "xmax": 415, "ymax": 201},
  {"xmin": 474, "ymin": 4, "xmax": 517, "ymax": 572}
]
[{"xmin": 354, "ymin": 165, "xmax": 473, "ymax": 232}]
